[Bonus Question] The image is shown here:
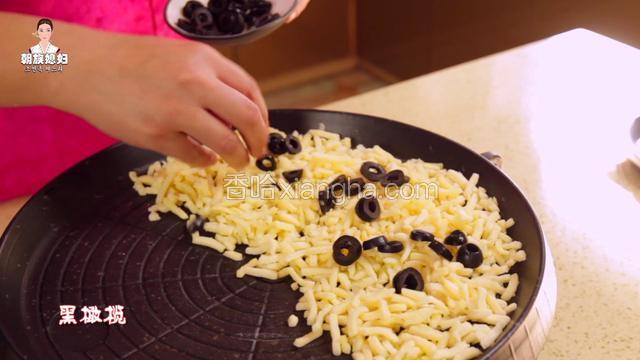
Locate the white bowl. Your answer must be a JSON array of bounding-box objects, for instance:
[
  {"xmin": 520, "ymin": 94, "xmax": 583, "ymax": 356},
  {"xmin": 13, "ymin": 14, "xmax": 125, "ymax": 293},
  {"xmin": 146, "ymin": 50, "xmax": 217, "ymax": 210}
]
[
  {"xmin": 631, "ymin": 117, "xmax": 640, "ymax": 168},
  {"xmin": 165, "ymin": 0, "xmax": 297, "ymax": 45}
]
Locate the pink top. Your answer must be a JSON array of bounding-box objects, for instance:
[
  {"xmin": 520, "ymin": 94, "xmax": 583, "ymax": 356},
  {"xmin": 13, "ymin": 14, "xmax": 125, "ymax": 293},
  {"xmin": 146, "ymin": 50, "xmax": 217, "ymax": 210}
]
[{"xmin": 0, "ymin": 0, "xmax": 181, "ymax": 201}]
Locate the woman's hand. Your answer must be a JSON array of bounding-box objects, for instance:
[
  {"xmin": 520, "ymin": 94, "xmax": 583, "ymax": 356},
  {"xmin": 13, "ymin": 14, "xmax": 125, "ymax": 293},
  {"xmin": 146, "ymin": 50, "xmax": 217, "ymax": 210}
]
[
  {"xmin": 52, "ymin": 30, "xmax": 269, "ymax": 169},
  {"xmin": 0, "ymin": 13, "xmax": 268, "ymax": 169}
]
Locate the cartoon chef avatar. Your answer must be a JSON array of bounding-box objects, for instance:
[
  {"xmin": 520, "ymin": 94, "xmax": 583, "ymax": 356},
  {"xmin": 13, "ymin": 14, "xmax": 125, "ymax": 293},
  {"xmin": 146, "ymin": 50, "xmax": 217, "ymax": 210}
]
[{"xmin": 29, "ymin": 18, "xmax": 60, "ymax": 54}]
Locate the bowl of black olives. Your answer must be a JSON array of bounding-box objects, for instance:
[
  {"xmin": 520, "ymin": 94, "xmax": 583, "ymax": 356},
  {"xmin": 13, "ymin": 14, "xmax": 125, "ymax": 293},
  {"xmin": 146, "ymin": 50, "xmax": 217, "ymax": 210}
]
[{"xmin": 165, "ymin": 0, "xmax": 297, "ymax": 45}]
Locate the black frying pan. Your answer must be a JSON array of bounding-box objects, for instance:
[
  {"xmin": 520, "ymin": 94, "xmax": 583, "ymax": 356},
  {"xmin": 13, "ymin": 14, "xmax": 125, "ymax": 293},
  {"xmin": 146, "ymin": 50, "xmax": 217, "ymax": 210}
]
[{"xmin": 0, "ymin": 109, "xmax": 545, "ymax": 359}]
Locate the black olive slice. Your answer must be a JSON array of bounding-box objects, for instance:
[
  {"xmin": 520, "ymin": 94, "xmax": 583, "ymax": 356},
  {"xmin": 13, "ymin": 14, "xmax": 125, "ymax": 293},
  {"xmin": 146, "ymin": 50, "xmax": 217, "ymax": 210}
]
[
  {"xmin": 378, "ymin": 240, "xmax": 404, "ymax": 253},
  {"xmin": 332, "ymin": 235, "xmax": 362, "ymax": 266},
  {"xmin": 355, "ymin": 196, "xmax": 380, "ymax": 222},
  {"xmin": 192, "ymin": 7, "xmax": 214, "ymax": 27},
  {"xmin": 268, "ymin": 132, "xmax": 287, "ymax": 155},
  {"xmin": 284, "ymin": 134, "xmax": 302, "ymax": 154},
  {"xmin": 177, "ymin": 18, "xmax": 196, "ymax": 33},
  {"xmin": 328, "ymin": 174, "xmax": 348, "ymax": 197},
  {"xmin": 393, "ymin": 267, "xmax": 424, "ymax": 294},
  {"xmin": 410, "ymin": 229, "xmax": 435, "ymax": 242},
  {"xmin": 183, "ymin": 1, "xmax": 204, "ymax": 18},
  {"xmin": 318, "ymin": 189, "xmax": 335, "ymax": 214},
  {"xmin": 208, "ymin": 0, "xmax": 228, "ymax": 14},
  {"xmin": 256, "ymin": 154, "xmax": 276, "ymax": 171},
  {"xmin": 428, "ymin": 240, "xmax": 453, "ymax": 261},
  {"xmin": 444, "ymin": 230, "xmax": 467, "ymax": 246},
  {"xmin": 229, "ymin": 0, "xmax": 247, "ymax": 9},
  {"xmin": 247, "ymin": 0, "xmax": 271, "ymax": 17},
  {"xmin": 282, "ymin": 169, "xmax": 303, "ymax": 184},
  {"xmin": 230, "ymin": 10, "xmax": 246, "ymax": 34},
  {"xmin": 380, "ymin": 169, "xmax": 409, "ymax": 187},
  {"xmin": 345, "ymin": 177, "xmax": 366, "ymax": 196},
  {"xmin": 360, "ymin": 161, "xmax": 386, "ymax": 182},
  {"xmin": 195, "ymin": 24, "xmax": 217, "ymax": 35},
  {"xmin": 244, "ymin": 13, "xmax": 255, "ymax": 27},
  {"xmin": 457, "ymin": 243, "xmax": 483, "ymax": 268},
  {"xmin": 216, "ymin": 10, "xmax": 237, "ymax": 33},
  {"xmin": 363, "ymin": 235, "xmax": 387, "ymax": 250}
]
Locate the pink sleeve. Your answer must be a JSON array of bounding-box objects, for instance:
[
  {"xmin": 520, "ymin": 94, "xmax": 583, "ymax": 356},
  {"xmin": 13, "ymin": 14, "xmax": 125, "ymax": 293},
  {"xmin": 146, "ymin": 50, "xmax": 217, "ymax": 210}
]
[{"xmin": 0, "ymin": 0, "xmax": 189, "ymax": 200}]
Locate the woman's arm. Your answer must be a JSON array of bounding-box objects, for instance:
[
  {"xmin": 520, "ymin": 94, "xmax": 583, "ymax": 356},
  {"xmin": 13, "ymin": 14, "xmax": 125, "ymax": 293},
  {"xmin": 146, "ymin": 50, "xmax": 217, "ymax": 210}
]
[{"xmin": 0, "ymin": 11, "xmax": 268, "ymax": 169}]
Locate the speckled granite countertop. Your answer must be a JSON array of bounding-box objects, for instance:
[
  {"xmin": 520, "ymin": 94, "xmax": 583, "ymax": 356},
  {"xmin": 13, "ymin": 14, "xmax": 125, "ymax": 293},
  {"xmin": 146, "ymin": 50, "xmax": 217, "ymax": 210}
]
[{"xmin": 322, "ymin": 29, "xmax": 640, "ymax": 359}]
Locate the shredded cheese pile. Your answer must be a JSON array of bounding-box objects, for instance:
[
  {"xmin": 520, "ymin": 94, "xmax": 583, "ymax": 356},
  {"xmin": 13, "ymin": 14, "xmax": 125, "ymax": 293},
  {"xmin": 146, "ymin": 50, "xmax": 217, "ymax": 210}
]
[{"xmin": 130, "ymin": 128, "xmax": 526, "ymax": 360}]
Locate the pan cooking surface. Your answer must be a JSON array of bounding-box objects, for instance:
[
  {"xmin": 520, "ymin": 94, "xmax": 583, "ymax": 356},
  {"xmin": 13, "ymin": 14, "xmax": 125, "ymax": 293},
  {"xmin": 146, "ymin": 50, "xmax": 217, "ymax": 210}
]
[{"xmin": 0, "ymin": 110, "xmax": 544, "ymax": 359}]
